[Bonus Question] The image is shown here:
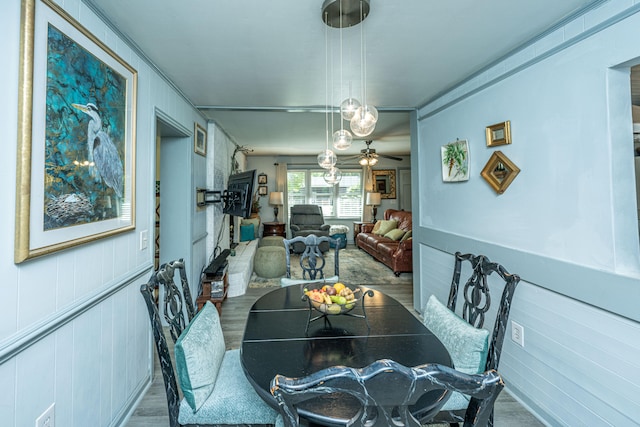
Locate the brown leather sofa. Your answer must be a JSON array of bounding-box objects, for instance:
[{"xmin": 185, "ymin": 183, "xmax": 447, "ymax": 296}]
[{"xmin": 355, "ymin": 209, "xmax": 412, "ymax": 276}]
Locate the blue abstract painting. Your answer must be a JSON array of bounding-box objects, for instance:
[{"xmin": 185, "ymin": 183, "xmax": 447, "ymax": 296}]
[{"xmin": 44, "ymin": 24, "xmax": 126, "ymax": 230}]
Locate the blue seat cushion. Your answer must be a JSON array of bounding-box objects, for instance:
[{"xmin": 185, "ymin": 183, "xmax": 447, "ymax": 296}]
[
  {"xmin": 178, "ymin": 349, "xmax": 279, "ymax": 425},
  {"xmin": 174, "ymin": 301, "xmax": 225, "ymax": 411},
  {"xmin": 422, "ymin": 294, "xmax": 489, "ymax": 410}
]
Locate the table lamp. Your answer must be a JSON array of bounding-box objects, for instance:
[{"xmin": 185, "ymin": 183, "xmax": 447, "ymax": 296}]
[
  {"xmin": 366, "ymin": 192, "xmax": 381, "ymax": 222},
  {"xmin": 269, "ymin": 191, "xmax": 284, "ymax": 221}
]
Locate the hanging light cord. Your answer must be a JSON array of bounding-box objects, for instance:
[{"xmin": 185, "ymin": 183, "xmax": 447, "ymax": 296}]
[
  {"xmin": 339, "ymin": 0, "xmax": 344, "ymax": 132},
  {"xmin": 360, "ymin": 0, "xmax": 366, "ymax": 107},
  {"xmin": 325, "ymin": 11, "xmax": 330, "ymax": 151},
  {"xmin": 330, "ymin": 18, "xmax": 335, "ymax": 138}
]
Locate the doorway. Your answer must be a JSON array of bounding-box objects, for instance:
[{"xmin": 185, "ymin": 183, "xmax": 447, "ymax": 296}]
[
  {"xmin": 398, "ymin": 167, "xmax": 412, "ymax": 212},
  {"xmin": 631, "ymin": 66, "xmax": 640, "ymax": 234},
  {"xmin": 155, "ymin": 115, "xmax": 191, "ymax": 270}
]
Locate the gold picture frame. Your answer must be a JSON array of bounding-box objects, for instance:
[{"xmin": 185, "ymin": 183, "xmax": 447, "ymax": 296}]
[
  {"xmin": 372, "ymin": 169, "xmax": 396, "ymax": 199},
  {"xmin": 15, "ymin": 0, "xmax": 137, "ymax": 263},
  {"xmin": 194, "ymin": 123, "xmax": 207, "ymax": 156},
  {"xmin": 480, "ymin": 151, "xmax": 520, "ymax": 194},
  {"xmin": 485, "ymin": 120, "xmax": 511, "ymax": 147}
]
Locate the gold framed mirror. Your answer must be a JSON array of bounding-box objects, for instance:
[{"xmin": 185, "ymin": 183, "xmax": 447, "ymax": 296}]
[
  {"xmin": 481, "ymin": 151, "xmax": 520, "ymax": 194},
  {"xmin": 485, "ymin": 120, "xmax": 511, "ymax": 147},
  {"xmin": 372, "ymin": 169, "xmax": 396, "ymax": 199}
]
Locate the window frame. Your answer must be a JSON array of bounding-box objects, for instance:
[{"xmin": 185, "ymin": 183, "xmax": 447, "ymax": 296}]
[{"xmin": 287, "ymin": 168, "xmax": 363, "ymax": 219}]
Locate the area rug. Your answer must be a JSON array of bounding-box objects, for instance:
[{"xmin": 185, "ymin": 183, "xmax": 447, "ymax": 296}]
[{"xmin": 248, "ymin": 247, "xmax": 413, "ymax": 288}]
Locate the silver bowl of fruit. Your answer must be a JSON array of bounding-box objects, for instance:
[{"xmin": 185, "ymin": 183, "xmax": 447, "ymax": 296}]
[{"xmin": 303, "ymin": 282, "xmax": 361, "ymax": 315}]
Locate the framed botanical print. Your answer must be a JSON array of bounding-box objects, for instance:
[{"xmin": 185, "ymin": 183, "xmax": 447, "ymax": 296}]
[
  {"xmin": 15, "ymin": 0, "xmax": 137, "ymax": 263},
  {"xmin": 441, "ymin": 139, "xmax": 470, "ymax": 182}
]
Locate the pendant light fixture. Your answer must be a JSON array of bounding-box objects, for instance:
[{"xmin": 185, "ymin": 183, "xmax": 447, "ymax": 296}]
[
  {"xmin": 350, "ymin": 0, "xmax": 377, "ymax": 137},
  {"xmin": 340, "ymin": 82, "xmax": 360, "ymax": 121},
  {"xmin": 324, "ymin": 166, "xmax": 342, "ymax": 184},
  {"xmin": 318, "ymin": 11, "xmax": 338, "ymax": 170},
  {"xmin": 322, "ymin": 0, "xmax": 374, "ymax": 138},
  {"xmin": 332, "ymin": 0, "xmax": 352, "ymax": 151}
]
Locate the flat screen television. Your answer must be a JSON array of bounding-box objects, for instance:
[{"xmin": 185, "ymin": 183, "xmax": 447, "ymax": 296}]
[{"xmin": 222, "ymin": 169, "xmax": 256, "ymax": 218}]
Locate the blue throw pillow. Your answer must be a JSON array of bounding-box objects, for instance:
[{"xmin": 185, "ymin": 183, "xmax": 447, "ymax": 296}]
[
  {"xmin": 175, "ymin": 302, "xmax": 226, "ymax": 411},
  {"xmin": 240, "ymin": 224, "xmax": 254, "ymax": 242},
  {"xmin": 422, "ymin": 294, "xmax": 489, "ymax": 410}
]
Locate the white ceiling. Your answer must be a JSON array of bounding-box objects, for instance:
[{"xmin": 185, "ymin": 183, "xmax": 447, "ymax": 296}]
[{"xmin": 85, "ymin": 0, "xmax": 600, "ymax": 156}]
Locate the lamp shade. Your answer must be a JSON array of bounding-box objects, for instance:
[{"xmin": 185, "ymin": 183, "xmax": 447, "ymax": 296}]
[
  {"xmin": 366, "ymin": 192, "xmax": 381, "ymax": 206},
  {"xmin": 269, "ymin": 191, "xmax": 284, "ymax": 206}
]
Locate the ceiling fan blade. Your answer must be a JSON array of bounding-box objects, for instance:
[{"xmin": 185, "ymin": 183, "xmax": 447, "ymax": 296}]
[
  {"xmin": 379, "ymin": 153, "xmax": 403, "ymax": 161},
  {"xmin": 338, "ymin": 155, "xmax": 361, "ymax": 163}
]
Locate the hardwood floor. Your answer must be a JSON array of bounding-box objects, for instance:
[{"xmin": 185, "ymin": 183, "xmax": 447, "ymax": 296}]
[{"xmin": 126, "ymin": 283, "xmax": 543, "ymax": 427}]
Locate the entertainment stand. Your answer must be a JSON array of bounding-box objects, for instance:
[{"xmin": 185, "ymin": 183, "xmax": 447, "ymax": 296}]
[{"xmin": 197, "ymin": 250, "xmax": 230, "ymax": 314}]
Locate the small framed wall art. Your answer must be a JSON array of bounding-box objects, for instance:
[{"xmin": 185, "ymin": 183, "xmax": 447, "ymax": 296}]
[
  {"xmin": 258, "ymin": 185, "xmax": 268, "ymax": 196},
  {"xmin": 441, "ymin": 139, "xmax": 469, "ymax": 182},
  {"xmin": 258, "ymin": 173, "xmax": 267, "ymax": 184},
  {"xmin": 194, "ymin": 123, "xmax": 207, "ymax": 156},
  {"xmin": 485, "ymin": 121, "xmax": 511, "ymax": 147},
  {"xmin": 480, "ymin": 151, "xmax": 520, "ymax": 194}
]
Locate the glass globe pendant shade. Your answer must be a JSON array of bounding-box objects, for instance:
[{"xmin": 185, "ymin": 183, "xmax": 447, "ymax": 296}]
[
  {"xmin": 324, "ymin": 166, "xmax": 342, "ymax": 184},
  {"xmin": 350, "ymin": 106, "xmax": 377, "ymax": 137},
  {"xmin": 317, "ymin": 149, "xmax": 337, "ymax": 169},
  {"xmin": 340, "ymin": 97, "xmax": 361, "ymax": 121},
  {"xmin": 332, "ymin": 129, "xmax": 353, "ymax": 150},
  {"xmin": 362, "ymin": 104, "xmax": 378, "ymax": 123}
]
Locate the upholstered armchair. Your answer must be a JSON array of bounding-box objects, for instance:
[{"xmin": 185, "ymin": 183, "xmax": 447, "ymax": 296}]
[{"xmin": 289, "ymin": 204, "xmax": 331, "ymax": 253}]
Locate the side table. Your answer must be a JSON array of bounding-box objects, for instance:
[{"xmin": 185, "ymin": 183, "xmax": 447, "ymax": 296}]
[
  {"xmin": 353, "ymin": 221, "xmax": 375, "ymax": 244},
  {"xmin": 262, "ymin": 221, "xmax": 286, "ymax": 238},
  {"xmin": 196, "ymin": 264, "xmax": 228, "ymax": 315}
]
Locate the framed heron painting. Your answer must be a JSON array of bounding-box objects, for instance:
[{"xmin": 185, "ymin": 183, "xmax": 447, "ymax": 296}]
[{"xmin": 15, "ymin": 0, "xmax": 137, "ymax": 263}]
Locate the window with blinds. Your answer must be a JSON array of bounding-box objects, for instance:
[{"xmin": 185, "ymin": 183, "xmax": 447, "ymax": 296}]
[{"xmin": 287, "ymin": 169, "xmax": 363, "ymax": 219}]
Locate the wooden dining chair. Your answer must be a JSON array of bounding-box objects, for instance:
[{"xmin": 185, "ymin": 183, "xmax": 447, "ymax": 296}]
[
  {"xmin": 140, "ymin": 260, "xmax": 279, "ymax": 427},
  {"xmin": 421, "ymin": 252, "xmax": 520, "ymax": 427},
  {"xmin": 280, "ymin": 234, "xmax": 342, "ymax": 287},
  {"xmin": 271, "ymin": 359, "xmax": 504, "ymax": 427}
]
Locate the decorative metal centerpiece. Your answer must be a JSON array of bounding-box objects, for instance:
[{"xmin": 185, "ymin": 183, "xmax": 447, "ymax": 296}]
[{"xmin": 302, "ymin": 282, "xmax": 374, "ymax": 334}]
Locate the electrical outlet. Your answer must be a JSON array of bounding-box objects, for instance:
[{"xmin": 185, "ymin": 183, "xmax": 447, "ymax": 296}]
[
  {"xmin": 36, "ymin": 403, "xmax": 54, "ymax": 427},
  {"xmin": 511, "ymin": 321, "xmax": 524, "ymax": 347}
]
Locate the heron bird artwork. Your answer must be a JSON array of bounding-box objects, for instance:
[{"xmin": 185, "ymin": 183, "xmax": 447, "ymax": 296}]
[{"xmin": 72, "ymin": 102, "xmax": 124, "ymax": 198}]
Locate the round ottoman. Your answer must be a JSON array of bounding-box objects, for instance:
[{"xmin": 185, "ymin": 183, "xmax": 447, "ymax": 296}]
[
  {"xmin": 329, "ymin": 225, "xmax": 349, "ymax": 249},
  {"xmin": 254, "ymin": 246, "xmax": 287, "ymax": 278},
  {"xmin": 259, "ymin": 235, "xmax": 285, "ymax": 247}
]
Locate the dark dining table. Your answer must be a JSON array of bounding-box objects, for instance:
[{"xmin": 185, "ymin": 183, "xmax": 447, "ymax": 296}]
[{"xmin": 240, "ymin": 284, "xmax": 453, "ymax": 426}]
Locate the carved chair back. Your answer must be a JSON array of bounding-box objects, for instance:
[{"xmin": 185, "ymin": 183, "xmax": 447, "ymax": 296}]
[
  {"xmin": 153, "ymin": 258, "xmax": 196, "ymax": 342},
  {"xmin": 282, "ymin": 234, "xmax": 341, "ymax": 280},
  {"xmin": 271, "ymin": 359, "xmax": 504, "ymax": 427},
  {"xmin": 447, "ymin": 252, "xmax": 520, "ymax": 372},
  {"xmin": 140, "ymin": 273, "xmax": 180, "ymax": 427}
]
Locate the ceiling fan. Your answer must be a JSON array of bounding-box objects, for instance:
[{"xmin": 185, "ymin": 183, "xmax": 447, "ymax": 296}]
[{"xmin": 341, "ymin": 140, "xmax": 403, "ymax": 166}]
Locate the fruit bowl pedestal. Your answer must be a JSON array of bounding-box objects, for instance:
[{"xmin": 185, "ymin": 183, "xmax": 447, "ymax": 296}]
[{"xmin": 301, "ymin": 285, "xmax": 375, "ymax": 335}]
